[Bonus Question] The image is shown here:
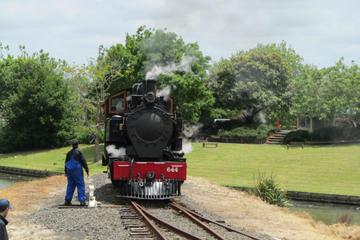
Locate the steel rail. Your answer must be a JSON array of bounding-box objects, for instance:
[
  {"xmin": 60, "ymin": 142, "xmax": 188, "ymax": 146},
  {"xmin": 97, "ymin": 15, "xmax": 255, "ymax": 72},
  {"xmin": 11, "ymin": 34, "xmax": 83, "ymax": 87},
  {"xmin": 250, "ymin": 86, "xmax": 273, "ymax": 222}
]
[
  {"xmin": 169, "ymin": 202, "xmax": 225, "ymax": 240},
  {"xmin": 170, "ymin": 202, "xmax": 262, "ymax": 240},
  {"xmin": 132, "ymin": 201, "xmax": 202, "ymax": 240},
  {"xmin": 130, "ymin": 201, "xmax": 167, "ymax": 240}
]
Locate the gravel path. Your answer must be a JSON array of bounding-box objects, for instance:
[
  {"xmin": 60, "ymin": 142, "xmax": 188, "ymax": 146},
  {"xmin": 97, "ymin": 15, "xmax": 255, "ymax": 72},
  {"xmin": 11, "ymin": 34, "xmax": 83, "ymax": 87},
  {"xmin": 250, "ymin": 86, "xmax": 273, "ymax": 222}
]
[
  {"xmin": 31, "ymin": 174, "xmax": 130, "ymax": 240},
  {"xmin": 30, "ymin": 174, "xmax": 269, "ymax": 240}
]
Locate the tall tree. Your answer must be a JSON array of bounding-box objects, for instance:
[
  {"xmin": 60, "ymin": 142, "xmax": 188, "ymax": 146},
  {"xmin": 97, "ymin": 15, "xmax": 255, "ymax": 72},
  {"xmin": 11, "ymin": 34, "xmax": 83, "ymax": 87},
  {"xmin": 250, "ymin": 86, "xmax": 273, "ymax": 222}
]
[
  {"xmin": 0, "ymin": 47, "xmax": 78, "ymax": 151},
  {"xmin": 290, "ymin": 60, "xmax": 360, "ymax": 121},
  {"xmin": 102, "ymin": 27, "xmax": 151, "ymax": 93},
  {"xmin": 99, "ymin": 27, "xmax": 214, "ymax": 123},
  {"xmin": 208, "ymin": 42, "xmax": 303, "ymax": 124}
]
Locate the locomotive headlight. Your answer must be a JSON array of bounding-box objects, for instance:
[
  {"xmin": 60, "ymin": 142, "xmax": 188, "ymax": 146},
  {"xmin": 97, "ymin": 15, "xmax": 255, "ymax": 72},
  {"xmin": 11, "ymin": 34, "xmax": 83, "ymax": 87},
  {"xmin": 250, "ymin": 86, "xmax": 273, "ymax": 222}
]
[{"xmin": 144, "ymin": 91, "xmax": 156, "ymax": 103}]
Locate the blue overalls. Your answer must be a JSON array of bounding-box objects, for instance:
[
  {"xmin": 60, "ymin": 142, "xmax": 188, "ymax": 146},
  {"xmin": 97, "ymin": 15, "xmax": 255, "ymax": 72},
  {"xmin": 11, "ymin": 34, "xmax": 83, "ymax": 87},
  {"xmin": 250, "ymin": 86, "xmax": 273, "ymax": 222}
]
[{"xmin": 65, "ymin": 154, "xmax": 86, "ymax": 203}]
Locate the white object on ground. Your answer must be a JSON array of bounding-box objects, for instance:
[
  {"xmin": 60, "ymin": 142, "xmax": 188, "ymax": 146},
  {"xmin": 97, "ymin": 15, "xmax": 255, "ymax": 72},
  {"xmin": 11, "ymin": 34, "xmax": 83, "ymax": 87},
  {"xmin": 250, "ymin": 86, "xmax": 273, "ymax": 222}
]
[{"xmin": 88, "ymin": 178, "xmax": 97, "ymax": 208}]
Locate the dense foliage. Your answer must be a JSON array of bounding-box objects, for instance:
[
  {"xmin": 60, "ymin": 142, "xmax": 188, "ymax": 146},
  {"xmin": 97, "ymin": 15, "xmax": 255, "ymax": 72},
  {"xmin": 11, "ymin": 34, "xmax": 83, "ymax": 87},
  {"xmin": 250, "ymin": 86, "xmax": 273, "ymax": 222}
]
[
  {"xmin": 100, "ymin": 27, "xmax": 214, "ymax": 123},
  {"xmin": 283, "ymin": 130, "xmax": 311, "ymax": 143},
  {"xmin": 208, "ymin": 42, "xmax": 303, "ymax": 125},
  {"xmin": 290, "ymin": 60, "xmax": 360, "ymax": 122},
  {"xmin": 311, "ymin": 127, "xmax": 360, "ymax": 141},
  {"xmin": 0, "ymin": 48, "xmax": 78, "ymax": 151},
  {"xmin": 217, "ymin": 125, "xmax": 273, "ymax": 140},
  {"xmin": 1, "ymin": 26, "xmax": 360, "ymax": 152},
  {"xmin": 284, "ymin": 127, "xmax": 360, "ymax": 143}
]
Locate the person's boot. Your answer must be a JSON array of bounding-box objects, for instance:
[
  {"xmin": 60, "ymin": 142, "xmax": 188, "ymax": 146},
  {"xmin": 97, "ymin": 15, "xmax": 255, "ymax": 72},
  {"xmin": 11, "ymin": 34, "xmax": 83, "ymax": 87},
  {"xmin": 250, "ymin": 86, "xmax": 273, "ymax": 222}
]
[
  {"xmin": 80, "ymin": 202, "xmax": 86, "ymax": 206},
  {"xmin": 64, "ymin": 201, "xmax": 72, "ymax": 206}
]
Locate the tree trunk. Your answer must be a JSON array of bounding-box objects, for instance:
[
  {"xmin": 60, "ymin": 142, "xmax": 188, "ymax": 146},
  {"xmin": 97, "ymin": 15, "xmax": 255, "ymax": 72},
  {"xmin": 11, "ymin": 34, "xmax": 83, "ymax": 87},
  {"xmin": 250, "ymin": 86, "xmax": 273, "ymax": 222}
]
[{"xmin": 94, "ymin": 106, "xmax": 101, "ymax": 163}]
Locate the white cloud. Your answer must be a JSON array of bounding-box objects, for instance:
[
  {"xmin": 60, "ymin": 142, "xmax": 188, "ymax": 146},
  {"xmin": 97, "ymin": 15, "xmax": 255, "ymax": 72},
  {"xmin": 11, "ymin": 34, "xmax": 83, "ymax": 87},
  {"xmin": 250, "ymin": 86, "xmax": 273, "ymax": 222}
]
[{"xmin": 0, "ymin": 0, "xmax": 359, "ymax": 67}]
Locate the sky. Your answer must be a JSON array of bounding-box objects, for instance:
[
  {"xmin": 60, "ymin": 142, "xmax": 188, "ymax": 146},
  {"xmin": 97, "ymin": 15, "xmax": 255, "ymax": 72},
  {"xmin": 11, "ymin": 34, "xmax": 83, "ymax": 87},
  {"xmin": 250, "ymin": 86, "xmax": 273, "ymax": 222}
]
[{"xmin": 0, "ymin": 0, "xmax": 359, "ymax": 67}]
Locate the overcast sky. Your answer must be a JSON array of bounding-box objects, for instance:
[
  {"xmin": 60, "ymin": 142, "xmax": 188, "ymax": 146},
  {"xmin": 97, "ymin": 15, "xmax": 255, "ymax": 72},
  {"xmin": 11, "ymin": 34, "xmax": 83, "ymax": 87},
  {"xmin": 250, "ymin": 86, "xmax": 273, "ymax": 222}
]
[{"xmin": 0, "ymin": 0, "xmax": 359, "ymax": 67}]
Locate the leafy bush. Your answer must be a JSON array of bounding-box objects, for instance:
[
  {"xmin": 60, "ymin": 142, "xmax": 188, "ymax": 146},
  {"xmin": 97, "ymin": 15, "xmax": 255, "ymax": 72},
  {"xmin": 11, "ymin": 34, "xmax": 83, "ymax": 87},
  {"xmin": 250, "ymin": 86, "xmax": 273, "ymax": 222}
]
[
  {"xmin": 0, "ymin": 50, "xmax": 79, "ymax": 152},
  {"xmin": 311, "ymin": 127, "xmax": 360, "ymax": 141},
  {"xmin": 283, "ymin": 130, "xmax": 311, "ymax": 143},
  {"xmin": 283, "ymin": 127, "xmax": 360, "ymax": 144},
  {"xmin": 254, "ymin": 173, "xmax": 288, "ymax": 207},
  {"xmin": 74, "ymin": 125, "xmax": 104, "ymax": 144},
  {"xmin": 218, "ymin": 124, "xmax": 274, "ymax": 140},
  {"xmin": 337, "ymin": 212, "xmax": 353, "ymax": 225}
]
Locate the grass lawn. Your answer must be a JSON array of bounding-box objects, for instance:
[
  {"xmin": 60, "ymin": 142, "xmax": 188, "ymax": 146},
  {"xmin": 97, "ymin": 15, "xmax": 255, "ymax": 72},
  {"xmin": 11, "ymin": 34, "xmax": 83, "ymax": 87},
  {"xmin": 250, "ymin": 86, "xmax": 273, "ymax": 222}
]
[
  {"xmin": 0, "ymin": 145, "xmax": 105, "ymax": 175},
  {"xmin": 187, "ymin": 143, "xmax": 360, "ymax": 196},
  {"xmin": 1, "ymin": 143, "xmax": 360, "ymax": 196}
]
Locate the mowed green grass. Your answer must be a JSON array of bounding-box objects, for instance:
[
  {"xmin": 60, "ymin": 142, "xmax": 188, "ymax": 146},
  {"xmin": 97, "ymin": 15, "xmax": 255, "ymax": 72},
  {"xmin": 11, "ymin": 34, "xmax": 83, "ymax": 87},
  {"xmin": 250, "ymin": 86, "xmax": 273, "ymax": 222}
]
[
  {"xmin": 187, "ymin": 143, "xmax": 360, "ymax": 196},
  {"xmin": 1, "ymin": 143, "xmax": 360, "ymax": 196},
  {"xmin": 0, "ymin": 145, "xmax": 105, "ymax": 175}
]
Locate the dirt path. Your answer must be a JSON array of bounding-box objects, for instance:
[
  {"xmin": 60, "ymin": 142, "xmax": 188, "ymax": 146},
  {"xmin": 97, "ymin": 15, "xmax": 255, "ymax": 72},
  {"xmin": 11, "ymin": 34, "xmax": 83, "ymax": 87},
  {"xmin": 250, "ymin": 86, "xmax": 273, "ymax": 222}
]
[
  {"xmin": 1, "ymin": 175, "xmax": 360, "ymax": 239},
  {"xmin": 183, "ymin": 176, "xmax": 360, "ymax": 240},
  {"xmin": 0, "ymin": 175, "xmax": 69, "ymax": 239}
]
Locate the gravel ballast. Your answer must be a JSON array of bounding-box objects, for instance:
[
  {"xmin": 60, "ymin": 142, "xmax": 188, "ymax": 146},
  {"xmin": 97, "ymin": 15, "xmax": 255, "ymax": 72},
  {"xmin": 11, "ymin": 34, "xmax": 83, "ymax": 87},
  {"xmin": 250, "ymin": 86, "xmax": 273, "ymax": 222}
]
[
  {"xmin": 30, "ymin": 173, "xmax": 268, "ymax": 240},
  {"xmin": 31, "ymin": 174, "xmax": 130, "ymax": 240}
]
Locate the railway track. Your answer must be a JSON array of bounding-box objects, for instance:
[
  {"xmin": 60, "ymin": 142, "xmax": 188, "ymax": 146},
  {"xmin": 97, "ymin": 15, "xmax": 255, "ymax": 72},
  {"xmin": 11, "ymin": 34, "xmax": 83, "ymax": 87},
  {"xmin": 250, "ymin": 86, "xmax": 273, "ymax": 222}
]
[{"xmin": 121, "ymin": 200, "xmax": 265, "ymax": 240}]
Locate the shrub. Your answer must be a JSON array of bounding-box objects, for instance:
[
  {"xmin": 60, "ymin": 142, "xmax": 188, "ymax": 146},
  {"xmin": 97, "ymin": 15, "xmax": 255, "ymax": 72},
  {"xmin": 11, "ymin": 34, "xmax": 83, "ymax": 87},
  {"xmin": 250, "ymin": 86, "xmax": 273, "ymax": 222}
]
[
  {"xmin": 311, "ymin": 127, "xmax": 360, "ymax": 141},
  {"xmin": 218, "ymin": 124, "xmax": 274, "ymax": 140},
  {"xmin": 74, "ymin": 125, "xmax": 104, "ymax": 144},
  {"xmin": 0, "ymin": 51, "xmax": 78, "ymax": 151},
  {"xmin": 337, "ymin": 212, "xmax": 353, "ymax": 225},
  {"xmin": 254, "ymin": 173, "xmax": 287, "ymax": 207},
  {"xmin": 283, "ymin": 130, "xmax": 311, "ymax": 143}
]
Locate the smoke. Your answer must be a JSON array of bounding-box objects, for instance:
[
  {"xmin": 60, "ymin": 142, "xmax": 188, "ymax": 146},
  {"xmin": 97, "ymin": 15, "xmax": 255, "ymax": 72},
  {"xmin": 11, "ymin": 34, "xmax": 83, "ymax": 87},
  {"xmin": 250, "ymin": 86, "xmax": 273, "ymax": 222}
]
[
  {"xmin": 257, "ymin": 111, "xmax": 267, "ymax": 124},
  {"xmin": 183, "ymin": 123, "xmax": 203, "ymax": 138},
  {"xmin": 156, "ymin": 86, "xmax": 173, "ymax": 101},
  {"xmin": 145, "ymin": 55, "xmax": 195, "ymax": 80},
  {"xmin": 182, "ymin": 139, "xmax": 193, "ymax": 154},
  {"xmin": 106, "ymin": 145, "xmax": 126, "ymax": 158},
  {"xmin": 181, "ymin": 123, "xmax": 203, "ymax": 154}
]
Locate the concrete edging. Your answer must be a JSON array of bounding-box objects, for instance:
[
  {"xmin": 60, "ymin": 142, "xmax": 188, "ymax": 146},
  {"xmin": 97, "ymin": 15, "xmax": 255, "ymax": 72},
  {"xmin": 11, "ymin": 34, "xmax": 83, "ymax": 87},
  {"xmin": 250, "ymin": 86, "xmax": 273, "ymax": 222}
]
[
  {"xmin": 0, "ymin": 166, "xmax": 61, "ymax": 178},
  {"xmin": 227, "ymin": 186, "xmax": 360, "ymax": 205}
]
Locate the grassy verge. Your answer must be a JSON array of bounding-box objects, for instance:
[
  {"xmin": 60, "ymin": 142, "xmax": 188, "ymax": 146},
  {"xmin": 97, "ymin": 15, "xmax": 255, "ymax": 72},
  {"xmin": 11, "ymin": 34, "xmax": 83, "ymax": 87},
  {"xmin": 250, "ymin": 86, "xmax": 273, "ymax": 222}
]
[
  {"xmin": 0, "ymin": 145, "xmax": 105, "ymax": 175},
  {"xmin": 1, "ymin": 143, "xmax": 360, "ymax": 196},
  {"xmin": 187, "ymin": 143, "xmax": 360, "ymax": 196}
]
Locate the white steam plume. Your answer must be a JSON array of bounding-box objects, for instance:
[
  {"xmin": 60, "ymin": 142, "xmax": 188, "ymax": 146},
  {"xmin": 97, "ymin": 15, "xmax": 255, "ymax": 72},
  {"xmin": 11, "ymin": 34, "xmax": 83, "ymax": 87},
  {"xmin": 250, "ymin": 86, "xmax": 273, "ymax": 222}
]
[
  {"xmin": 181, "ymin": 123, "xmax": 203, "ymax": 154},
  {"xmin": 156, "ymin": 86, "xmax": 172, "ymax": 101},
  {"xmin": 145, "ymin": 56, "xmax": 195, "ymax": 80},
  {"xmin": 183, "ymin": 123, "xmax": 203, "ymax": 139},
  {"xmin": 182, "ymin": 139, "xmax": 193, "ymax": 154},
  {"xmin": 106, "ymin": 145, "xmax": 126, "ymax": 158},
  {"xmin": 257, "ymin": 111, "xmax": 267, "ymax": 124}
]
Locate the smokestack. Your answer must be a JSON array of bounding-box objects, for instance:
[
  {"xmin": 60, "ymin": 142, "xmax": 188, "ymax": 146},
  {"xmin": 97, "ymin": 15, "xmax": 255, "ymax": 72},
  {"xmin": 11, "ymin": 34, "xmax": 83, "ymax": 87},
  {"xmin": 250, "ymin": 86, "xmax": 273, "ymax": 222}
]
[
  {"xmin": 144, "ymin": 79, "xmax": 156, "ymax": 93},
  {"xmin": 143, "ymin": 79, "xmax": 156, "ymax": 103}
]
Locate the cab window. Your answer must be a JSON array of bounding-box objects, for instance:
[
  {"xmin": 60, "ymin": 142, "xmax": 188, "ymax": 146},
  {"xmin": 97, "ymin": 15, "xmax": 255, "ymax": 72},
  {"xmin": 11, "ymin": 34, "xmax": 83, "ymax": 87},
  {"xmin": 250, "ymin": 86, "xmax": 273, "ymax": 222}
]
[{"xmin": 109, "ymin": 92, "xmax": 126, "ymax": 114}]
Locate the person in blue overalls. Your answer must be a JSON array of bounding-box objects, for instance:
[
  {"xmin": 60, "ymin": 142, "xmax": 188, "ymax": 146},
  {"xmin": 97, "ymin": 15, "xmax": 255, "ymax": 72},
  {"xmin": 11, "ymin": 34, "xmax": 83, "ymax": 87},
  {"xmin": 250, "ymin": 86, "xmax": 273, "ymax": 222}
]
[{"xmin": 64, "ymin": 140, "xmax": 89, "ymax": 206}]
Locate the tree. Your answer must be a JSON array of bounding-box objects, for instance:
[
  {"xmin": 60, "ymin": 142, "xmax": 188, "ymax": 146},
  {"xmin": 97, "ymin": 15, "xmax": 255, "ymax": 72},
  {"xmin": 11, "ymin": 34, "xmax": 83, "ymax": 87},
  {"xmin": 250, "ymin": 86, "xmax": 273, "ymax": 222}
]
[
  {"xmin": 87, "ymin": 55, "xmax": 115, "ymax": 162},
  {"xmin": 102, "ymin": 27, "xmax": 151, "ymax": 94},
  {"xmin": 208, "ymin": 42, "xmax": 303, "ymax": 124},
  {"xmin": 100, "ymin": 27, "xmax": 214, "ymax": 123},
  {"xmin": 65, "ymin": 54, "xmax": 115, "ymax": 162},
  {"xmin": 289, "ymin": 65, "xmax": 323, "ymax": 118},
  {"xmin": 0, "ymin": 47, "xmax": 78, "ymax": 151},
  {"xmin": 290, "ymin": 60, "xmax": 360, "ymax": 121},
  {"xmin": 158, "ymin": 73, "xmax": 214, "ymax": 123}
]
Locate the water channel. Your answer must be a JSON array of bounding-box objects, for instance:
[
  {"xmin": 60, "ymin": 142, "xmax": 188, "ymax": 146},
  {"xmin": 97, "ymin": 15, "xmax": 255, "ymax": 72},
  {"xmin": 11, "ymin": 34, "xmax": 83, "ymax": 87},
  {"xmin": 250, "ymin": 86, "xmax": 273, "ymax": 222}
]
[
  {"xmin": 0, "ymin": 173, "xmax": 33, "ymax": 189},
  {"xmin": 289, "ymin": 200, "xmax": 360, "ymax": 225}
]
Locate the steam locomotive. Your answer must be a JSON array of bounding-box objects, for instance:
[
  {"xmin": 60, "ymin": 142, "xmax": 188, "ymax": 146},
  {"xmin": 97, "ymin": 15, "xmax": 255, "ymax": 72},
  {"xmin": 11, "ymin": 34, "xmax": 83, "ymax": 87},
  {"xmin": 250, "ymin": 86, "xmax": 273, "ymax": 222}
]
[{"xmin": 102, "ymin": 80, "xmax": 186, "ymax": 199}]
